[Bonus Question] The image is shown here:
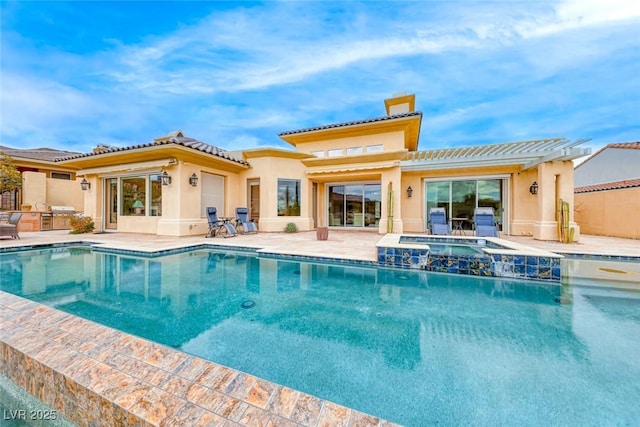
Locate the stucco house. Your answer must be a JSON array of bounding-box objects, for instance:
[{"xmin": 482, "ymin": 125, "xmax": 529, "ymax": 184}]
[
  {"xmin": 3, "ymin": 93, "xmax": 591, "ymax": 240},
  {"xmin": 574, "ymin": 142, "xmax": 640, "ymax": 239}
]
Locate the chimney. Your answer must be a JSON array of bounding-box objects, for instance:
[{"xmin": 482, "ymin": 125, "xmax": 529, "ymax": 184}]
[
  {"xmin": 384, "ymin": 92, "xmax": 415, "ymax": 115},
  {"xmin": 93, "ymin": 144, "xmax": 111, "ymax": 154}
]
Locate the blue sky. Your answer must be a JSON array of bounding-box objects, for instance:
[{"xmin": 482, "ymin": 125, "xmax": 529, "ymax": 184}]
[{"xmin": 1, "ymin": 1, "xmax": 638, "ymax": 158}]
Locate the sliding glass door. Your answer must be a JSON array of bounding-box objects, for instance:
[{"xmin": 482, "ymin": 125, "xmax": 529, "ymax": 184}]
[
  {"xmin": 425, "ymin": 178, "xmax": 505, "ymax": 231},
  {"xmin": 328, "ymin": 183, "xmax": 381, "ymax": 228}
]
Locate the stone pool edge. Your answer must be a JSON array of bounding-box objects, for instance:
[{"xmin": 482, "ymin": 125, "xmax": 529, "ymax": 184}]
[{"xmin": 0, "ymin": 291, "xmax": 398, "ymax": 427}]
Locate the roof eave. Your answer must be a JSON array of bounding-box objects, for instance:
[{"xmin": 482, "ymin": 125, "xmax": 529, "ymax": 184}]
[{"xmin": 279, "ymin": 113, "xmax": 422, "ymax": 148}]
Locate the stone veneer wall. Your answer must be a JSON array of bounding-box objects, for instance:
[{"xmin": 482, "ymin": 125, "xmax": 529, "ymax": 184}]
[{"xmin": 0, "ymin": 291, "xmax": 396, "ymax": 427}]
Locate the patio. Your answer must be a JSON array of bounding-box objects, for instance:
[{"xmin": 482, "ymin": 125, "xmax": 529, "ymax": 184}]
[{"xmin": 2, "ymin": 229, "xmax": 640, "ymax": 259}]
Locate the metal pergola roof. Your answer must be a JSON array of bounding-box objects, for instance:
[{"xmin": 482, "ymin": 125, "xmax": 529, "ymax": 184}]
[{"xmin": 401, "ymin": 138, "xmax": 591, "ymax": 171}]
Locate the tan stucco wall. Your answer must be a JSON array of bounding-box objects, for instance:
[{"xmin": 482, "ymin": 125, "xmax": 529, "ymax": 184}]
[
  {"xmin": 20, "ymin": 171, "xmax": 83, "ymax": 211},
  {"xmin": 21, "ymin": 171, "xmax": 47, "ymax": 209},
  {"xmin": 293, "ymin": 131, "xmax": 406, "ymax": 154},
  {"xmin": 400, "ymin": 166, "xmax": 519, "ymax": 235},
  {"xmin": 510, "ymin": 169, "xmax": 539, "ymax": 236},
  {"xmin": 532, "ymin": 160, "xmax": 580, "ymax": 241},
  {"xmin": 154, "ymin": 161, "xmax": 245, "ymax": 236},
  {"xmin": 46, "ymin": 178, "xmax": 84, "ymax": 211},
  {"xmin": 575, "ymin": 187, "xmax": 640, "ymax": 239},
  {"xmin": 238, "ymin": 157, "xmax": 314, "ymax": 232}
]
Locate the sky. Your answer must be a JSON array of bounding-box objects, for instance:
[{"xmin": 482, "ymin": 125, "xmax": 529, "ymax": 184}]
[{"xmin": 1, "ymin": 0, "xmax": 639, "ymax": 159}]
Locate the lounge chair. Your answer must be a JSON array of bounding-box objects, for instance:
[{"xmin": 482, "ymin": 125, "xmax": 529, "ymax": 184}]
[
  {"xmin": 205, "ymin": 207, "xmax": 237, "ymax": 238},
  {"xmin": 428, "ymin": 207, "xmax": 450, "ymax": 235},
  {"xmin": 235, "ymin": 207, "xmax": 258, "ymax": 234},
  {"xmin": 0, "ymin": 213, "xmax": 22, "ymax": 239},
  {"xmin": 474, "ymin": 207, "xmax": 499, "ymax": 237}
]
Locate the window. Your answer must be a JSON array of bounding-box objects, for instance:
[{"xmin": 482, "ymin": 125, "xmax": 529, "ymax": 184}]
[
  {"xmin": 366, "ymin": 144, "xmax": 384, "ymax": 153},
  {"xmin": 346, "ymin": 146, "xmax": 363, "ymax": 155},
  {"xmin": 150, "ymin": 174, "xmax": 162, "ymax": 216},
  {"xmin": 51, "ymin": 172, "xmax": 71, "ymax": 180},
  {"xmin": 121, "ymin": 176, "xmax": 146, "ymax": 216},
  {"xmin": 311, "ymin": 150, "xmax": 325, "ymax": 158},
  {"xmin": 120, "ymin": 173, "xmax": 165, "ymax": 217},
  {"xmin": 278, "ymin": 179, "xmax": 301, "ymax": 216},
  {"xmin": 328, "ymin": 148, "xmax": 343, "ymax": 157}
]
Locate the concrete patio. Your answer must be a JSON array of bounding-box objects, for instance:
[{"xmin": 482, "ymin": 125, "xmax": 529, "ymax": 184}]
[{"xmin": 2, "ymin": 229, "xmax": 640, "ymax": 259}]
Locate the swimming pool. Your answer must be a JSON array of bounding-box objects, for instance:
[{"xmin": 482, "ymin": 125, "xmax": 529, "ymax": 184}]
[{"xmin": 1, "ymin": 246, "xmax": 639, "ymax": 426}]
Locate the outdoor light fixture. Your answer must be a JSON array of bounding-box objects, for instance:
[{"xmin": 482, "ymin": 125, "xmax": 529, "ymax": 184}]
[
  {"xmin": 161, "ymin": 171, "xmax": 172, "ymax": 186},
  {"xmin": 80, "ymin": 178, "xmax": 90, "ymax": 191},
  {"xmin": 189, "ymin": 173, "xmax": 199, "ymax": 187},
  {"xmin": 529, "ymin": 181, "xmax": 538, "ymax": 195},
  {"xmin": 407, "ymin": 186, "xmax": 413, "ymax": 197}
]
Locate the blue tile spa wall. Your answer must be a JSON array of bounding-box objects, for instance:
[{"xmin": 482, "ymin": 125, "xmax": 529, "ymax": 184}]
[{"xmin": 377, "ymin": 246, "xmax": 561, "ymax": 282}]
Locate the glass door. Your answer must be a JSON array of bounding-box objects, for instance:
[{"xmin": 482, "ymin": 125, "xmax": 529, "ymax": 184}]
[
  {"xmin": 425, "ymin": 178, "xmax": 506, "ymax": 233},
  {"xmin": 363, "ymin": 184, "xmax": 381, "ymax": 228},
  {"xmin": 248, "ymin": 179, "xmax": 260, "ymax": 223},
  {"xmin": 344, "ymin": 185, "xmax": 363, "ymax": 227},
  {"xmin": 328, "ymin": 186, "xmax": 345, "ymax": 226},
  {"xmin": 105, "ymin": 178, "xmax": 118, "ymax": 229},
  {"xmin": 425, "ymin": 181, "xmax": 451, "ymax": 230},
  {"xmin": 452, "ymin": 180, "xmax": 476, "ymax": 230},
  {"xmin": 477, "ymin": 179, "xmax": 503, "ymax": 230}
]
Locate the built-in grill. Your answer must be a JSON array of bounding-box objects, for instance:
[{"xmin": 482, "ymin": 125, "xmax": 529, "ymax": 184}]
[{"xmin": 50, "ymin": 206, "xmax": 77, "ymax": 230}]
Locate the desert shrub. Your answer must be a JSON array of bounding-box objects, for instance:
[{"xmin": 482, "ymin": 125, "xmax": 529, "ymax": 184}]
[
  {"xmin": 69, "ymin": 215, "xmax": 95, "ymax": 234},
  {"xmin": 284, "ymin": 222, "xmax": 298, "ymax": 233}
]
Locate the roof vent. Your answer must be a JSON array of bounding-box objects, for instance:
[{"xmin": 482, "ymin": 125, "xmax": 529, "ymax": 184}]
[{"xmin": 154, "ymin": 130, "xmax": 184, "ymax": 143}]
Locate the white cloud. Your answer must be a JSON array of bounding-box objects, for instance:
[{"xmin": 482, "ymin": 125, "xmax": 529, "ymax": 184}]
[
  {"xmin": 0, "ymin": 72, "xmax": 101, "ymax": 137},
  {"xmin": 1, "ymin": 1, "xmax": 637, "ymax": 153}
]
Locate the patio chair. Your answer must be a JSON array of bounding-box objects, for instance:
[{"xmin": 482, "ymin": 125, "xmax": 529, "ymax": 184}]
[
  {"xmin": 474, "ymin": 207, "xmax": 499, "ymax": 237},
  {"xmin": 0, "ymin": 212, "xmax": 23, "ymax": 239},
  {"xmin": 205, "ymin": 207, "xmax": 237, "ymax": 238},
  {"xmin": 235, "ymin": 207, "xmax": 258, "ymax": 234},
  {"xmin": 428, "ymin": 208, "xmax": 450, "ymax": 235}
]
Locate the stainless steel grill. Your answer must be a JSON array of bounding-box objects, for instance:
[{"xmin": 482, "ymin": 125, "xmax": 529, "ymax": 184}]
[{"xmin": 50, "ymin": 206, "xmax": 77, "ymax": 230}]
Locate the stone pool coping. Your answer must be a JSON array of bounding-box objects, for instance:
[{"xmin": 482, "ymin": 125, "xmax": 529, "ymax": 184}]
[{"xmin": 0, "ymin": 291, "xmax": 397, "ymax": 427}]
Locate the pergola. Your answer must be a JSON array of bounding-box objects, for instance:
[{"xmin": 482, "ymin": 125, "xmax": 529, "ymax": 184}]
[{"xmin": 401, "ymin": 138, "xmax": 591, "ymax": 171}]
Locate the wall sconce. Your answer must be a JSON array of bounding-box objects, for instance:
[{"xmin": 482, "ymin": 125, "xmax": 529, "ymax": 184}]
[
  {"xmin": 161, "ymin": 171, "xmax": 172, "ymax": 186},
  {"xmin": 407, "ymin": 186, "xmax": 413, "ymax": 197},
  {"xmin": 529, "ymin": 181, "xmax": 538, "ymax": 195},
  {"xmin": 189, "ymin": 173, "xmax": 198, "ymax": 187},
  {"xmin": 80, "ymin": 178, "xmax": 90, "ymax": 191}
]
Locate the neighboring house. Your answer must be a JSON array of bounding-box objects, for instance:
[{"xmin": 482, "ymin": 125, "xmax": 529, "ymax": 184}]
[
  {"xmin": 0, "ymin": 145, "xmax": 84, "ymax": 231},
  {"xmin": 4, "ymin": 93, "xmax": 591, "ymax": 240},
  {"xmin": 574, "ymin": 142, "xmax": 640, "ymax": 239},
  {"xmin": 0, "ymin": 145, "xmax": 82, "ymax": 211}
]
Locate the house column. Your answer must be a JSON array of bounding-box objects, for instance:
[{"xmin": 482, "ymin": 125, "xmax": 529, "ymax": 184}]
[
  {"xmin": 532, "ymin": 162, "xmax": 557, "ymax": 240},
  {"xmin": 380, "ymin": 167, "xmax": 403, "ymax": 234},
  {"xmin": 532, "ymin": 161, "xmax": 581, "ymax": 241}
]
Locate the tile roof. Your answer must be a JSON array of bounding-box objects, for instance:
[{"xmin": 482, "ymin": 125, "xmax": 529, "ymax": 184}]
[
  {"xmin": 0, "ymin": 145, "xmax": 80, "ymax": 162},
  {"xmin": 575, "ymin": 178, "xmax": 640, "ymax": 193},
  {"xmin": 605, "ymin": 142, "xmax": 640, "ymax": 149},
  {"xmin": 278, "ymin": 111, "xmax": 423, "ymax": 136},
  {"xmin": 54, "ymin": 136, "xmax": 249, "ymax": 166}
]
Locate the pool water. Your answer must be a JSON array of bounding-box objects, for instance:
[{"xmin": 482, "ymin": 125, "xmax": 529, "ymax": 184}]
[{"xmin": 1, "ymin": 247, "xmax": 640, "ymax": 426}]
